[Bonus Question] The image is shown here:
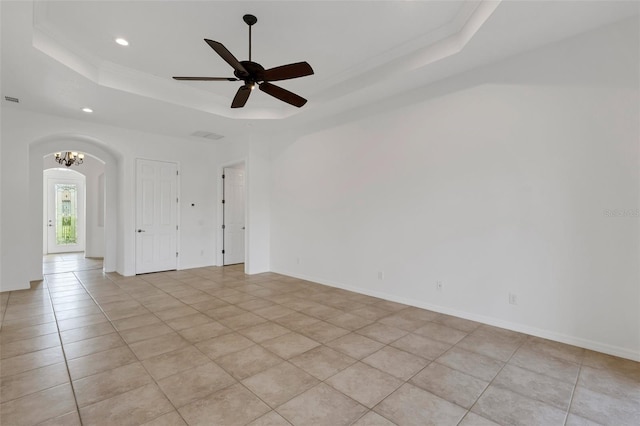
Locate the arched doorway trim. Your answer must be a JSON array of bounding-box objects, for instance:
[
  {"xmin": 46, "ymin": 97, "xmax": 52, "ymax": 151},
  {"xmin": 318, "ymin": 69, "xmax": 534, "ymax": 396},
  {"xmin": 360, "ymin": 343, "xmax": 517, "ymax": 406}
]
[{"xmin": 29, "ymin": 133, "xmax": 120, "ymax": 281}]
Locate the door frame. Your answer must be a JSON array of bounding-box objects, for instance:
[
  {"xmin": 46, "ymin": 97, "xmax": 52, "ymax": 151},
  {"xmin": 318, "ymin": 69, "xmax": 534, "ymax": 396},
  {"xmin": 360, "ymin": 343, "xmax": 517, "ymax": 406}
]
[
  {"xmin": 44, "ymin": 170, "xmax": 86, "ymax": 254},
  {"xmin": 134, "ymin": 158, "xmax": 181, "ymax": 274},
  {"xmin": 217, "ymin": 159, "xmax": 248, "ymax": 270},
  {"xmin": 222, "ymin": 165, "xmax": 246, "ymax": 266}
]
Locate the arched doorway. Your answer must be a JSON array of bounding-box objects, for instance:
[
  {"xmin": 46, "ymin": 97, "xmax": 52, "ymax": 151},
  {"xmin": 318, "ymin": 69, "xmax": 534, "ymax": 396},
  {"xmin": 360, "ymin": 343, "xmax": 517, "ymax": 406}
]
[{"xmin": 29, "ymin": 134, "xmax": 120, "ymax": 281}]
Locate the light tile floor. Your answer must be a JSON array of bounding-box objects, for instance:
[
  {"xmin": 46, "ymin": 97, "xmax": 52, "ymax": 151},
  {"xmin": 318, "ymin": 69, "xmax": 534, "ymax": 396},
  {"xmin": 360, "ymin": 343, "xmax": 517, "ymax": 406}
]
[{"xmin": 0, "ymin": 257, "xmax": 638, "ymax": 425}]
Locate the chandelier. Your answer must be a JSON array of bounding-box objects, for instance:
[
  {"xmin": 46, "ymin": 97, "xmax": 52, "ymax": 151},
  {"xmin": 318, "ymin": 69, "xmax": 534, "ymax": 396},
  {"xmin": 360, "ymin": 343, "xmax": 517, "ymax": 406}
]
[{"xmin": 54, "ymin": 152, "xmax": 84, "ymax": 167}]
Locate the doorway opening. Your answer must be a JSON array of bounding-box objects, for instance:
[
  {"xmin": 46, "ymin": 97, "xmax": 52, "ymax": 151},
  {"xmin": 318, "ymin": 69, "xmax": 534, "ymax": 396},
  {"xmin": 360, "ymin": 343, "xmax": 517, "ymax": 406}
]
[
  {"xmin": 45, "ymin": 169, "xmax": 85, "ymax": 255},
  {"xmin": 43, "ymin": 164, "xmax": 106, "ymax": 275},
  {"xmin": 30, "ymin": 137, "xmax": 117, "ymax": 284},
  {"xmin": 222, "ymin": 162, "xmax": 246, "ymax": 266}
]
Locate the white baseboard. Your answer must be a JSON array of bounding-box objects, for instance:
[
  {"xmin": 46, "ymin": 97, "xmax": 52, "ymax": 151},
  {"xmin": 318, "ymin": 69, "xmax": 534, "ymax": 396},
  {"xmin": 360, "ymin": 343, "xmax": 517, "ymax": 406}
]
[
  {"xmin": 0, "ymin": 282, "xmax": 31, "ymax": 292},
  {"xmin": 273, "ymin": 268, "xmax": 640, "ymax": 362}
]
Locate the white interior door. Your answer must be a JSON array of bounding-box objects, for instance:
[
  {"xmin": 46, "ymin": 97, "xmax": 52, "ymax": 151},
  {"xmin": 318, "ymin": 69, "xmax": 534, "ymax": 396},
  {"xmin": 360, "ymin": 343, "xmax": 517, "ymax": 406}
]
[
  {"xmin": 135, "ymin": 159, "xmax": 178, "ymax": 274},
  {"xmin": 223, "ymin": 167, "xmax": 245, "ymax": 265},
  {"xmin": 47, "ymin": 176, "xmax": 85, "ymax": 254}
]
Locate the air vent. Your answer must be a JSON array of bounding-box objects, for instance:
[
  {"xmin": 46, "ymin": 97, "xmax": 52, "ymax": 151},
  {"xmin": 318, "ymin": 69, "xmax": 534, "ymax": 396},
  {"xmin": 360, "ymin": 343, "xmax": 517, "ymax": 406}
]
[
  {"xmin": 191, "ymin": 131, "xmax": 224, "ymax": 141},
  {"xmin": 4, "ymin": 96, "xmax": 19, "ymax": 103}
]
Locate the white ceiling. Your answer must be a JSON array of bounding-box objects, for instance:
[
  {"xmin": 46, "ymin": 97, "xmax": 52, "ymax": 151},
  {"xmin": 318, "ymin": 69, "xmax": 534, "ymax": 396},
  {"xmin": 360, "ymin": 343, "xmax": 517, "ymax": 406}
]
[{"xmin": 2, "ymin": 1, "xmax": 638, "ymax": 141}]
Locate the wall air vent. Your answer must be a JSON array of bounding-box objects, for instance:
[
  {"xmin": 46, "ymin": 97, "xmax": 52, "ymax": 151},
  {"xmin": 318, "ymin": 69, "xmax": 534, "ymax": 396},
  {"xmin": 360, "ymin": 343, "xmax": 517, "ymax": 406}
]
[
  {"xmin": 191, "ymin": 131, "xmax": 224, "ymax": 141},
  {"xmin": 4, "ymin": 96, "xmax": 19, "ymax": 103}
]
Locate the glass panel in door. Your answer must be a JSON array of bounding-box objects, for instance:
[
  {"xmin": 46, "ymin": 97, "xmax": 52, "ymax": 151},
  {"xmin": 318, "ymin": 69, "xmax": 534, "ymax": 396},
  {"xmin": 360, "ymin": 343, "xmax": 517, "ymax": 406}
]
[{"xmin": 55, "ymin": 184, "xmax": 78, "ymax": 245}]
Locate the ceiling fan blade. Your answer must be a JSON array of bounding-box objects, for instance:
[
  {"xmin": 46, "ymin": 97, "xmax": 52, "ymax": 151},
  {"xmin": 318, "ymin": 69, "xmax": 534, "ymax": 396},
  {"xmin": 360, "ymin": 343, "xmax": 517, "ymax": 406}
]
[
  {"xmin": 231, "ymin": 85, "xmax": 252, "ymax": 108},
  {"xmin": 205, "ymin": 39, "xmax": 248, "ymax": 77},
  {"xmin": 259, "ymin": 82, "xmax": 307, "ymax": 108},
  {"xmin": 173, "ymin": 77, "xmax": 238, "ymax": 81},
  {"xmin": 263, "ymin": 62, "xmax": 314, "ymax": 82}
]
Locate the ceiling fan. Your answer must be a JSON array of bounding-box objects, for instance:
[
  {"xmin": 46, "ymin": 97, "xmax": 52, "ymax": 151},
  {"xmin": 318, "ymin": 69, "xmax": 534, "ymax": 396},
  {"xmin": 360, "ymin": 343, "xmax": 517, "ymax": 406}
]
[{"xmin": 173, "ymin": 14, "xmax": 314, "ymax": 108}]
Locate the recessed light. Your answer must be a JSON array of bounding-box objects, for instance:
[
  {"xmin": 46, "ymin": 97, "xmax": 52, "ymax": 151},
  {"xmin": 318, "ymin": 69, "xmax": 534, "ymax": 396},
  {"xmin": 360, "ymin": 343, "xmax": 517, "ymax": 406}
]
[
  {"xmin": 115, "ymin": 38, "xmax": 129, "ymax": 46},
  {"xmin": 82, "ymin": 107, "xmax": 93, "ymax": 113}
]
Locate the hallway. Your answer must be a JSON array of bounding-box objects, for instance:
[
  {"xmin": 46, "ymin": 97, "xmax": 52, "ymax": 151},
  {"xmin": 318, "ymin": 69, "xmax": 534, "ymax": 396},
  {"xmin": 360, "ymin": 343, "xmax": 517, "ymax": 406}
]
[{"xmin": 42, "ymin": 254, "xmax": 103, "ymax": 276}]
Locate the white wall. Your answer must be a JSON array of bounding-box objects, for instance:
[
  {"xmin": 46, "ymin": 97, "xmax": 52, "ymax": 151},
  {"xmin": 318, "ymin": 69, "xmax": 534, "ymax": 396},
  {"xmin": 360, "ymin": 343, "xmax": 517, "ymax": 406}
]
[
  {"xmin": 81, "ymin": 156, "xmax": 106, "ymax": 258},
  {"xmin": 0, "ymin": 108, "xmax": 221, "ymax": 291},
  {"xmin": 247, "ymin": 139, "xmax": 272, "ymax": 274},
  {"xmin": 270, "ymin": 19, "xmax": 639, "ymax": 360}
]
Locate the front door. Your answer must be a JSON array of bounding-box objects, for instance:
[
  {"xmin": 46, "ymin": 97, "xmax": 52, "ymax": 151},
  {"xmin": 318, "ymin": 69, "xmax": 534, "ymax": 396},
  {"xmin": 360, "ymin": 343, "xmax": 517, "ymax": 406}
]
[
  {"xmin": 223, "ymin": 167, "xmax": 245, "ymax": 265},
  {"xmin": 47, "ymin": 177, "xmax": 85, "ymax": 254},
  {"xmin": 135, "ymin": 159, "xmax": 178, "ymax": 274}
]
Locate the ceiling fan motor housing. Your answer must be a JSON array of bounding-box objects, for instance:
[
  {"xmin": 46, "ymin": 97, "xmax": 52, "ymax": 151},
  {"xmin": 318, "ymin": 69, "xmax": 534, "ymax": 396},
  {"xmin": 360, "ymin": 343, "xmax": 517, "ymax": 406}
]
[{"xmin": 235, "ymin": 61, "xmax": 265, "ymax": 84}]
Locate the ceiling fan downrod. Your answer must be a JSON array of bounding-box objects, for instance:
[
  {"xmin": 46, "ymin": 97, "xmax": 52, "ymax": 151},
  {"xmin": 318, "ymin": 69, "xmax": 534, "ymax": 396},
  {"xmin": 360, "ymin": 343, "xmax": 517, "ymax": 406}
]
[{"xmin": 243, "ymin": 14, "xmax": 257, "ymax": 62}]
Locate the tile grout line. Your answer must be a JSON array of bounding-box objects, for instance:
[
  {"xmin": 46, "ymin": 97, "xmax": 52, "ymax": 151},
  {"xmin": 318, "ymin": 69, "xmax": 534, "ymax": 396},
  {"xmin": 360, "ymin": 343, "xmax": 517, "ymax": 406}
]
[
  {"xmin": 3, "ymin": 276, "xmax": 476, "ymax": 422},
  {"xmin": 335, "ymin": 322, "xmax": 428, "ymax": 426},
  {"xmin": 0, "ymin": 291, "xmax": 12, "ymax": 330},
  {"xmin": 455, "ymin": 333, "xmax": 529, "ymax": 425},
  {"xmin": 272, "ymin": 353, "xmax": 366, "ymax": 425},
  {"xmin": 129, "ymin": 274, "xmax": 376, "ymax": 423},
  {"xmin": 5, "ymin": 274, "xmax": 425, "ymax": 423},
  {"xmin": 137, "ymin": 270, "xmax": 301, "ymax": 424},
  {"xmin": 77, "ymin": 270, "xmax": 289, "ymax": 423},
  {"xmin": 562, "ymin": 350, "xmax": 586, "ymax": 426},
  {"xmin": 23, "ymin": 262, "xmax": 621, "ymax": 426},
  {"xmin": 489, "ymin": 341, "xmax": 586, "ymax": 420},
  {"xmin": 157, "ymin": 274, "xmax": 303, "ymax": 423},
  {"xmin": 72, "ymin": 270, "xmax": 193, "ymax": 425},
  {"xmin": 219, "ymin": 309, "xmax": 458, "ymax": 423},
  {"xmin": 271, "ymin": 320, "xmax": 421, "ymax": 425},
  {"xmin": 353, "ymin": 322, "xmax": 480, "ymax": 424},
  {"xmin": 44, "ymin": 272, "xmax": 86, "ymax": 426},
  {"xmin": 321, "ymin": 316, "xmax": 480, "ymax": 423},
  {"xmin": 68, "ymin": 271, "xmax": 152, "ymax": 416},
  {"xmin": 363, "ymin": 329, "xmax": 470, "ymax": 425},
  {"xmin": 0, "ymin": 311, "xmax": 74, "ymax": 404}
]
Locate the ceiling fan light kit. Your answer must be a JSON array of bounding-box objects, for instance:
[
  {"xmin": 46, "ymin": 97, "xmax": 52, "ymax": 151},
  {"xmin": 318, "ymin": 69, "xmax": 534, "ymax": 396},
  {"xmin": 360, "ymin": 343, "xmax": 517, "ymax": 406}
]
[{"xmin": 173, "ymin": 14, "xmax": 314, "ymax": 109}]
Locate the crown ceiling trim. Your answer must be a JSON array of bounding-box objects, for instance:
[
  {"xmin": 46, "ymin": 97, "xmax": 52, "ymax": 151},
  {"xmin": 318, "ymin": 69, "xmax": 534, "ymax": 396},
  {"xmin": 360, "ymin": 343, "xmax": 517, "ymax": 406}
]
[{"xmin": 31, "ymin": 1, "xmax": 499, "ymax": 120}]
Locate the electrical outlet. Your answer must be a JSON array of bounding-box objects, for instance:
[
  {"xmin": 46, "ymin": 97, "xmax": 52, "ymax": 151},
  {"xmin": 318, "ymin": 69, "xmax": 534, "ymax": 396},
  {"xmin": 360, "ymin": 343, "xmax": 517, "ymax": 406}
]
[
  {"xmin": 509, "ymin": 293, "xmax": 517, "ymax": 305},
  {"xmin": 436, "ymin": 281, "xmax": 443, "ymax": 291},
  {"xmin": 378, "ymin": 271, "xmax": 384, "ymax": 280}
]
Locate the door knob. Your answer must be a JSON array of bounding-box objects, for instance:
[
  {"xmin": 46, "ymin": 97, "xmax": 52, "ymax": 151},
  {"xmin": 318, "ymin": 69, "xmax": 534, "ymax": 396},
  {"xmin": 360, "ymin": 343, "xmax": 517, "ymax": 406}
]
[
  {"xmin": 137, "ymin": 229, "xmax": 145, "ymax": 233},
  {"xmin": 242, "ymin": 227, "xmax": 245, "ymax": 230}
]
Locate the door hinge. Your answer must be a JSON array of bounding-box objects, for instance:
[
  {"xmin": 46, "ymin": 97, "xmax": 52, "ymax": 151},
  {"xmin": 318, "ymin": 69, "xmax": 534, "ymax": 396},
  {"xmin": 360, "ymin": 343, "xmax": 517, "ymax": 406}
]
[
  {"xmin": 222, "ymin": 224, "xmax": 225, "ymax": 229},
  {"xmin": 222, "ymin": 250, "xmax": 225, "ymax": 254},
  {"xmin": 176, "ymin": 197, "xmax": 179, "ymax": 203},
  {"xmin": 222, "ymin": 199, "xmax": 225, "ymax": 204},
  {"xmin": 176, "ymin": 170, "xmax": 179, "ymax": 176},
  {"xmin": 176, "ymin": 252, "xmax": 179, "ymax": 257},
  {"xmin": 222, "ymin": 174, "xmax": 225, "ymax": 179},
  {"xmin": 176, "ymin": 225, "xmax": 178, "ymax": 230}
]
